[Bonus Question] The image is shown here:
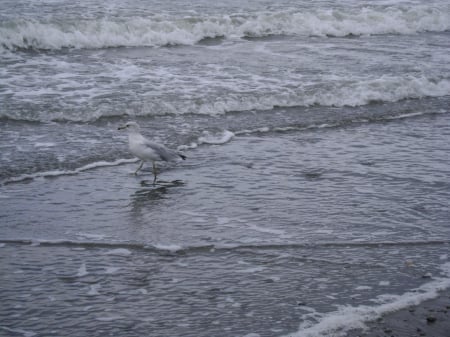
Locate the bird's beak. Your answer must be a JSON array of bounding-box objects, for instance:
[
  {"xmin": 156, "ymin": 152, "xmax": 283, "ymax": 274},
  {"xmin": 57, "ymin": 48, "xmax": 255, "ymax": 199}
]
[{"xmin": 118, "ymin": 126, "xmax": 126, "ymax": 130}]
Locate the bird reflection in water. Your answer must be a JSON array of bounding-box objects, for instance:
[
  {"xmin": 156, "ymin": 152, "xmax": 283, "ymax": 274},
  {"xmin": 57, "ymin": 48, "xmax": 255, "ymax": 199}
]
[{"xmin": 129, "ymin": 179, "xmax": 185, "ymax": 213}]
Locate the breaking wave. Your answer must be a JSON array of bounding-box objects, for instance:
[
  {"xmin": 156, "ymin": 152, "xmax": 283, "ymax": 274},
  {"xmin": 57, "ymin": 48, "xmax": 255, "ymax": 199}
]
[
  {"xmin": 0, "ymin": 75, "xmax": 450, "ymax": 122},
  {"xmin": 2, "ymin": 74, "xmax": 448, "ymax": 122},
  {"xmin": 165, "ymin": 75, "xmax": 450, "ymax": 116},
  {"xmin": 1, "ymin": 5, "xmax": 449, "ymax": 51}
]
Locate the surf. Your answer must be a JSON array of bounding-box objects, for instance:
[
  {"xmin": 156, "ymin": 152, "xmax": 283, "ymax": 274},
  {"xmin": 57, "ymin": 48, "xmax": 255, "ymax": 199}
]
[{"xmin": 1, "ymin": 5, "xmax": 449, "ymax": 52}]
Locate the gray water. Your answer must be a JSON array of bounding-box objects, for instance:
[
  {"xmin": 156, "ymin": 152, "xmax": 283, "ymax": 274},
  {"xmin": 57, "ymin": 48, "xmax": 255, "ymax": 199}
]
[{"xmin": 1, "ymin": 0, "xmax": 450, "ymax": 336}]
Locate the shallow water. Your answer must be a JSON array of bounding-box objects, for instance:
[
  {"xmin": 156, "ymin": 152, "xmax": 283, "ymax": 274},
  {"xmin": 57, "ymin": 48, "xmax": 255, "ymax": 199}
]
[
  {"xmin": 2, "ymin": 112, "xmax": 450, "ymax": 337},
  {"xmin": 1, "ymin": 0, "xmax": 450, "ymax": 336}
]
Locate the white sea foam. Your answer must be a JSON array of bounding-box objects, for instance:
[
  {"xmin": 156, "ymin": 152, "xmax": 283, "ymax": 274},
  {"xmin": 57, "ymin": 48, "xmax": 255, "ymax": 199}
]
[
  {"xmin": 216, "ymin": 217, "xmax": 232, "ymax": 225},
  {"xmin": 96, "ymin": 315, "xmax": 124, "ymax": 322},
  {"xmin": 1, "ymin": 158, "xmax": 137, "ymax": 185},
  {"xmin": 355, "ymin": 285, "xmax": 372, "ymax": 291},
  {"xmin": 248, "ymin": 224, "xmax": 286, "ymax": 236},
  {"xmin": 161, "ymin": 76, "xmax": 450, "ymax": 117},
  {"xmin": 75, "ymin": 232, "xmax": 107, "ymax": 240},
  {"xmin": 104, "ymin": 267, "xmax": 121, "ymax": 274},
  {"xmin": 153, "ymin": 243, "xmax": 183, "ymax": 252},
  {"xmin": 307, "ymin": 76, "xmax": 450, "ymax": 108},
  {"xmin": 104, "ymin": 248, "xmax": 132, "ymax": 256},
  {"xmin": 179, "ymin": 210, "xmax": 206, "ymax": 217},
  {"xmin": 284, "ymin": 262, "xmax": 450, "ymax": 337},
  {"xmin": 315, "ymin": 230, "xmax": 334, "ymax": 235},
  {"xmin": 237, "ymin": 266, "xmax": 266, "ymax": 273},
  {"xmin": 138, "ymin": 288, "xmax": 148, "ymax": 295},
  {"xmin": 34, "ymin": 142, "xmax": 56, "ymax": 148},
  {"xmin": 87, "ymin": 284, "xmax": 101, "ymax": 296},
  {"xmin": 178, "ymin": 142, "xmax": 198, "ymax": 151},
  {"xmin": 1, "ymin": 5, "xmax": 449, "ymax": 51},
  {"xmin": 1, "ymin": 70, "xmax": 449, "ymax": 122},
  {"xmin": 198, "ymin": 130, "xmax": 235, "ymax": 145},
  {"xmin": 76, "ymin": 263, "xmax": 88, "ymax": 277},
  {"xmin": 0, "ymin": 327, "xmax": 36, "ymax": 337}
]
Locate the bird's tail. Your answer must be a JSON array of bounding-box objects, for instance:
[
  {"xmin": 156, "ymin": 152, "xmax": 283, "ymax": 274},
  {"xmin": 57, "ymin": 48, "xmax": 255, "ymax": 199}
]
[{"xmin": 179, "ymin": 153, "xmax": 187, "ymax": 160}]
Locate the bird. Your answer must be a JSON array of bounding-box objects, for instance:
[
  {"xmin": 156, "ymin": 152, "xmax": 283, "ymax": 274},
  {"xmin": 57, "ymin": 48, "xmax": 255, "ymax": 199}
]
[{"xmin": 118, "ymin": 121, "xmax": 186, "ymax": 182}]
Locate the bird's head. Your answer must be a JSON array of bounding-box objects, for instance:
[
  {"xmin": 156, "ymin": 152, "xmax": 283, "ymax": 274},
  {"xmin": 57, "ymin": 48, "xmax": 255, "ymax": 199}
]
[{"xmin": 118, "ymin": 121, "xmax": 140, "ymax": 132}]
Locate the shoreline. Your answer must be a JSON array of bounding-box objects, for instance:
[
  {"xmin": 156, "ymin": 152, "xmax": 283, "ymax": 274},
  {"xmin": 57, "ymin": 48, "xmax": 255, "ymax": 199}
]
[{"xmin": 346, "ymin": 288, "xmax": 450, "ymax": 337}]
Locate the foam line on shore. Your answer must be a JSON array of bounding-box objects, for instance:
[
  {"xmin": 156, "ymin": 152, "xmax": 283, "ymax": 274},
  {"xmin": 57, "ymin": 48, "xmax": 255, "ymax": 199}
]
[
  {"xmin": 284, "ymin": 262, "xmax": 450, "ymax": 337},
  {"xmin": 234, "ymin": 109, "xmax": 447, "ymax": 136},
  {"xmin": 1, "ymin": 238, "xmax": 449, "ymax": 256},
  {"xmin": 1, "ymin": 158, "xmax": 138, "ymax": 185}
]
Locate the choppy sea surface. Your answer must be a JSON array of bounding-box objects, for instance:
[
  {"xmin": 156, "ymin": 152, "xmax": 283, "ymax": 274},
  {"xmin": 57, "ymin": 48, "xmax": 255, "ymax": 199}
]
[{"xmin": 1, "ymin": 0, "xmax": 450, "ymax": 336}]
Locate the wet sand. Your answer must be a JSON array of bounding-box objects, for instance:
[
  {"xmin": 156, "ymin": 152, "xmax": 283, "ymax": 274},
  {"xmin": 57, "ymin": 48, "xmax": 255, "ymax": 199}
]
[{"xmin": 347, "ymin": 288, "xmax": 450, "ymax": 337}]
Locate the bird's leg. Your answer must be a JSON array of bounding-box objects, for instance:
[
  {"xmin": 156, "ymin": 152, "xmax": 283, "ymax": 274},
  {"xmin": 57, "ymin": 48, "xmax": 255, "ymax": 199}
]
[
  {"xmin": 152, "ymin": 162, "xmax": 158, "ymax": 184},
  {"xmin": 135, "ymin": 161, "xmax": 144, "ymax": 175}
]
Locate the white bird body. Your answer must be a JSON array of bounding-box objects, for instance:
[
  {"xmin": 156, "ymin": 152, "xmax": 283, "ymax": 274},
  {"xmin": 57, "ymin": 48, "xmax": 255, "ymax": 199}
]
[{"xmin": 118, "ymin": 121, "xmax": 186, "ymax": 181}]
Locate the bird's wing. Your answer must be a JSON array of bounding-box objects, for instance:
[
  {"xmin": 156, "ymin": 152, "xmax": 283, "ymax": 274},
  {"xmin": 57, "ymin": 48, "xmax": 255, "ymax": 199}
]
[{"xmin": 143, "ymin": 139, "xmax": 180, "ymax": 162}]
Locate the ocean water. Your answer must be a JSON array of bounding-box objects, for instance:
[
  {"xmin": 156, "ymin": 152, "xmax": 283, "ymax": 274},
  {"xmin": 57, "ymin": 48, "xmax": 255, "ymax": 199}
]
[{"xmin": 1, "ymin": 0, "xmax": 450, "ymax": 336}]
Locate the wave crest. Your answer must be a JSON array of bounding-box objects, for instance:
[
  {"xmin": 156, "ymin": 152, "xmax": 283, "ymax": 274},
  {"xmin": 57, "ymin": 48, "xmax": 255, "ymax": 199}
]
[
  {"xmin": 116, "ymin": 75, "xmax": 450, "ymax": 118},
  {"xmin": 1, "ymin": 5, "xmax": 449, "ymax": 51},
  {"xmin": 1, "ymin": 75, "xmax": 449, "ymax": 122}
]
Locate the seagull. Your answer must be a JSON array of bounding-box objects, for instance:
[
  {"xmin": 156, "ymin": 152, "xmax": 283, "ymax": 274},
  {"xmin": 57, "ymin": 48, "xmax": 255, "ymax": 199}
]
[{"xmin": 118, "ymin": 121, "xmax": 186, "ymax": 182}]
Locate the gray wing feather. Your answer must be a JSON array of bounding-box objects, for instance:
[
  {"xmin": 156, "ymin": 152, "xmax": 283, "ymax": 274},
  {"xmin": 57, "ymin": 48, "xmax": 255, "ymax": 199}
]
[{"xmin": 144, "ymin": 139, "xmax": 181, "ymax": 162}]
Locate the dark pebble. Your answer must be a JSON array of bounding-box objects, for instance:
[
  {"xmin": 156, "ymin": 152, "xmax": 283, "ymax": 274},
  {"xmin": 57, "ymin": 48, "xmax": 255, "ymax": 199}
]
[{"xmin": 426, "ymin": 316, "xmax": 437, "ymax": 323}]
